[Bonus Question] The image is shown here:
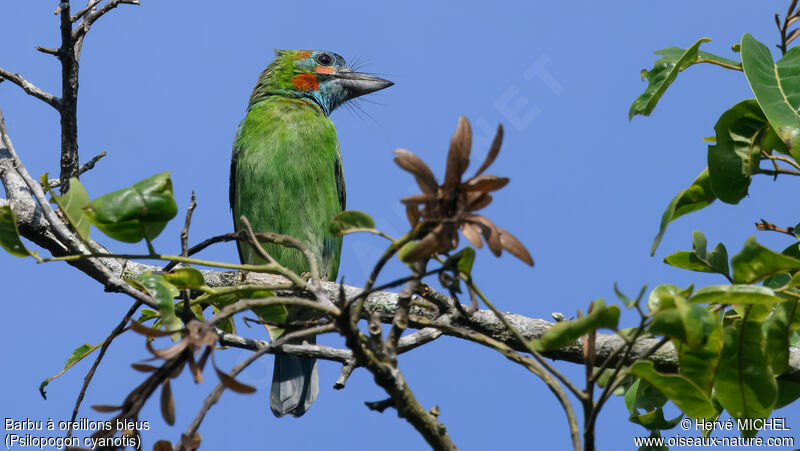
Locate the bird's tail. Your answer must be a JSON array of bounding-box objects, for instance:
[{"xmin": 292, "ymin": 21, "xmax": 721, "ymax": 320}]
[{"xmin": 269, "ymin": 336, "xmax": 319, "ymax": 417}]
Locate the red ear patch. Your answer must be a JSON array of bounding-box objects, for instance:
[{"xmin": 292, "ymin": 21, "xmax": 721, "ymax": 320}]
[
  {"xmin": 314, "ymin": 66, "xmax": 335, "ymax": 74},
  {"xmin": 292, "ymin": 73, "xmax": 319, "ymax": 91}
]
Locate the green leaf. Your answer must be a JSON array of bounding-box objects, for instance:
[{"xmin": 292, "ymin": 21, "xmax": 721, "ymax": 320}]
[
  {"xmin": 39, "ymin": 343, "xmax": 100, "ymax": 399},
  {"xmin": 163, "ymin": 267, "xmax": 207, "ymax": 290},
  {"xmin": 48, "ymin": 176, "xmax": 91, "ymax": 240},
  {"xmin": 741, "ymin": 34, "xmax": 800, "ymax": 161},
  {"xmin": 663, "ymin": 230, "xmax": 730, "ymax": 278},
  {"xmin": 732, "ymin": 236, "xmax": 800, "ymax": 283},
  {"xmin": 595, "ymin": 367, "xmax": 632, "ymax": 395},
  {"xmin": 629, "ymin": 361, "xmax": 716, "ymax": 419},
  {"xmin": 442, "ymin": 247, "xmax": 476, "ymax": 275},
  {"xmin": 532, "ymin": 299, "xmax": 619, "ymax": 351},
  {"xmin": 714, "ymin": 308, "xmax": 778, "ymax": 436},
  {"xmin": 629, "ymin": 407, "xmax": 683, "ymax": 432},
  {"xmin": 630, "ymin": 38, "xmax": 715, "ymax": 119},
  {"xmin": 83, "ymin": 172, "xmax": 178, "ymax": 243},
  {"xmin": 690, "ymin": 284, "xmax": 783, "ymax": 305},
  {"xmin": 397, "ymin": 240, "xmax": 419, "ymax": 263},
  {"xmin": 649, "ymin": 295, "xmax": 716, "ymax": 349},
  {"xmin": 775, "ymin": 380, "xmax": 800, "ymax": 409},
  {"xmin": 647, "ymin": 284, "xmax": 694, "ymax": 312},
  {"xmin": 637, "ymin": 431, "xmax": 669, "ymax": 451},
  {"xmin": 134, "ymin": 273, "xmax": 181, "ymax": 338},
  {"xmin": 329, "ymin": 210, "xmax": 375, "ymax": 235},
  {"xmin": 651, "ymin": 169, "xmax": 716, "ymax": 255},
  {"xmin": 764, "ymin": 300, "xmax": 798, "ymax": 375},
  {"xmin": 707, "ymin": 99, "xmax": 769, "ymax": 204},
  {"xmin": 625, "ymin": 378, "xmax": 667, "ymax": 414},
  {"xmin": 675, "ymin": 323, "xmax": 723, "ymax": 394},
  {"xmin": 0, "ymin": 205, "xmax": 38, "ymax": 258}
]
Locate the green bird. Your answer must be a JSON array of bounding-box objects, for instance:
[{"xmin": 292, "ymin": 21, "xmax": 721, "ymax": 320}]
[{"xmin": 230, "ymin": 49, "xmax": 392, "ymax": 417}]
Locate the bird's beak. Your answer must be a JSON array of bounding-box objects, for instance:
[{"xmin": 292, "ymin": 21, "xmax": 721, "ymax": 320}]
[{"xmin": 333, "ymin": 71, "xmax": 394, "ymax": 101}]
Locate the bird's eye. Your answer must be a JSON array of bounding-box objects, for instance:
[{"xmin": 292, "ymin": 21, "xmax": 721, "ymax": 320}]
[{"xmin": 315, "ymin": 53, "xmax": 333, "ymax": 66}]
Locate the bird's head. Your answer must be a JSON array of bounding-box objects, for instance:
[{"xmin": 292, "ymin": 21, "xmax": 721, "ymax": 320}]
[{"xmin": 249, "ymin": 49, "xmax": 393, "ymax": 116}]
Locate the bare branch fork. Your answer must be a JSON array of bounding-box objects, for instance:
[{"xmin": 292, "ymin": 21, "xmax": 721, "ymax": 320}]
[{"xmin": 0, "ymin": 0, "xmax": 139, "ymax": 192}]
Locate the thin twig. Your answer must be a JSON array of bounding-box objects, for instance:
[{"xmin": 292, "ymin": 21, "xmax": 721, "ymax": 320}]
[
  {"xmin": 66, "ymin": 300, "xmax": 141, "ymax": 438},
  {"xmin": 0, "ymin": 68, "xmax": 61, "ymax": 109},
  {"xmin": 755, "ymin": 218, "xmax": 796, "ymax": 236},
  {"xmin": 47, "ymin": 151, "xmax": 107, "ymax": 188}
]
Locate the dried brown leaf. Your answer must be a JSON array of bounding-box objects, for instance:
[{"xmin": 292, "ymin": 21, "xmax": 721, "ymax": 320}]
[
  {"xmin": 400, "ymin": 193, "xmax": 433, "ymax": 204},
  {"xmin": 214, "ymin": 365, "xmax": 256, "ymax": 394},
  {"xmin": 787, "ymin": 27, "xmax": 800, "ymax": 44},
  {"xmin": 153, "ymin": 440, "xmax": 173, "ymax": 451},
  {"xmin": 130, "ymin": 321, "xmax": 175, "ymax": 337},
  {"xmin": 445, "ymin": 116, "xmax": 472, "ymax": 188},
  {"xmin": 461, "ymin": 223, "xmax": 483, "ymax": 248},
  {"xmin": 474, "ymin": 124, "xmax": 503, "ymax": 176},
  {"xmin": 131, "ymin": 363, "xmax": 159, "ymax": 373},
  {"xmin": 402, "ymin": 229, "xmax": 440, "ymax": 262},
  {"xmin": 185, "ymin": 320, "xmax": 218, "ymax": 348},
  {"xmin": 467, "ymin": 215, "xmax": 502, "ymax": 256},
  {"xmin": 178, "ymin": 433, "xmax": 202, "ymax": 451},
  {"xmin": 464, "ymin": 174, "xmax": 509, "ymax": 193},
  {"xmin": 394, "ymin": 149, "xmax": 438, "ymax": 194},
  {"xmin": 466, "ymin": 193, "xmax": 492, "ymax": 211},
  {"xmin": 146, "ymin": 339, "xmax": 188, "ymax": 360},
  {"xmin": 160, "ymin": 379, "xmax": 175, "ymax": 425},
  {"xmin": 91, "ymin": 404, "xmax": 122, "ymax": 412},
  {"xmin": 498, "ymin": 227, "xmax": 534, "ymax": 266},
  {"xmin": 405, "ymin": 203, "xmax": 421, "ymax": 227}
]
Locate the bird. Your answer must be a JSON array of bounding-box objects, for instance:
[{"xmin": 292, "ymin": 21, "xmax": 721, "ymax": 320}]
[{"xmin": 230, "ymin": 49, "xmax": 393, "ymax": 417}]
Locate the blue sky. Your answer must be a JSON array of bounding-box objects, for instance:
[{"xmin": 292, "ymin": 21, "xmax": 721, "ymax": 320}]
[{"xmin": 2, "ymin": 1, "xmax": 799, "ymax": 450}]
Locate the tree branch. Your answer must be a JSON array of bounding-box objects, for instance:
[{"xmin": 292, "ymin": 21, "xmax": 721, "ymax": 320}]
[{"xmin": 0, "ymin": 68, "xmax": 61, "ymax": 109}]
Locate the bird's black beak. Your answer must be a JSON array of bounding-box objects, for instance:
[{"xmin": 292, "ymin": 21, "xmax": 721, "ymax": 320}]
[{"xmin": 334, "ymin": 71, "xmax": 394, "ymax": 102}]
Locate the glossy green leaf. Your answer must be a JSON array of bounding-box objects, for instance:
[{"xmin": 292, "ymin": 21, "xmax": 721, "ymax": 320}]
[
  {"xmin": 532, "ymin": 299, "xmax": 619, "ymax": 351},
  {"xmin": 83, "ymin": 172, "xmax": 178, "ymax": 243},
  {"xmin": 675, "ymin": 323, "xmax": 722, "ymax": 394},
  {"xmin": 397, "ymin": 240, "xmax": 419, "ymax": 263},
  {"xmin": 649, "ymin": 295, "xmax": 716, "ymax": 349},
  {"xmin": 651, "ymin": 169, "xmax": 716, "ymax": 255},
  {"xmin": 690, "ymin": 284, "xmax": 783, "ymax": 305},
  {"xmin": 732, "ymin": 236, "xmax": 800, "ymax": 283},
  {"xmin": 630, "ymin": 38, "xmax": 737, "ymax": 119},
  {"xmin": 764, "ymin": 300, "xmax": 798, "ymax": 375},
  {"xmin": 134, "ymin": 273, "xmax": 181, "ymax": 337},
  {"xmin": 629, "ymin": 361, "xmax": 716, "ymax": 419},
  {"xmin": 740, "ymin": 34, "xmax": 800, "ymax": 161},
  {"xmin": 629, "ymin": 407, "xmax": 683, "ymax": 432},
  {"xmin": 714, "ymin": 310, "xmax": 777, "ymax": 436},
  {"xmin": 442, "ymin": 247, "xmax": 476, "ymax": 275},
  {"xmin": 163, "ymin": 267, "xmax": 207, "ymax": 290},
  {"xmin": 39, "ymin": 342, "xmax": 100, "ymax": 399},
  {"xmin": 329, "ymin": 210, "xmax": 375, "ymax": 235},
  {"xmin": 647, "ymin": 284, "xmax": 693, "ymax": 312},
  {"xmin": 46, "ymin": 176, "xmax": 91, "ymax": 240},
  {"xmin": 625, "ymin": 378, "xmax": 667, "ymax": 414},
  {"xmin": 707, "ymin": 99, "xmax": 769, "ymax": 204},
  {"xmin": 0, "ymin": 205, "xmax": 37, "ymax": 258},
  {"xmin": 663, "ymin": 230, "xmax": 730, "ymax": 278}
]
